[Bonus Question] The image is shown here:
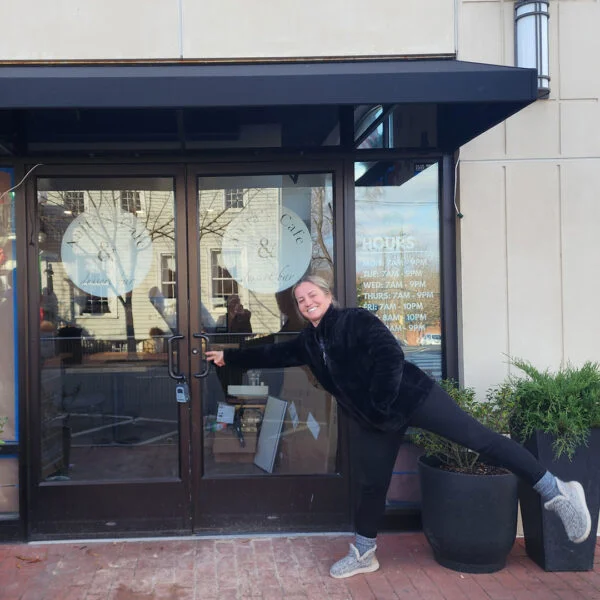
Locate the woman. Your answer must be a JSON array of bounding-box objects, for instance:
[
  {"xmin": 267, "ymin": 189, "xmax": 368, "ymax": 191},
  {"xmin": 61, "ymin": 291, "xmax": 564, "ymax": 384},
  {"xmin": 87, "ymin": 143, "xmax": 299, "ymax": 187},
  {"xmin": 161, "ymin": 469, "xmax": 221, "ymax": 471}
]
[{"xmin": 206, "ymin": 275, "xmax": 591, "ymax": 579}]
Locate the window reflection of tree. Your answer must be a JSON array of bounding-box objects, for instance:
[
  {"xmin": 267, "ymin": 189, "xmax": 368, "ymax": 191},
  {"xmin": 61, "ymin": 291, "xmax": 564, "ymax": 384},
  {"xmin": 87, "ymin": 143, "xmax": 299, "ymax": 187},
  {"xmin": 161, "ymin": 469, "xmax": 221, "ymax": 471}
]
[
  {"xmin": 310, "ymin": 187, "xmax": 334, "ymax": 276},
  {"xmin": 39, "ymin": 186, "xmax": 176, "ymax": 353}
]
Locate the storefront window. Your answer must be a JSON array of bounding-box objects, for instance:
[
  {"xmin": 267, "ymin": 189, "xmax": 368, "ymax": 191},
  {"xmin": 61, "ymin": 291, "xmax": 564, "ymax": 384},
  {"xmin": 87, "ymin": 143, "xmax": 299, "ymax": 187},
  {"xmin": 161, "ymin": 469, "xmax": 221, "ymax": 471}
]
[
  {"xmin": 0, "ymin": 168, "xmax": 19, "ymax": 518},
  {"xmin": 355, "ymin": 160, "xmax": 442, "ymax": 509}
]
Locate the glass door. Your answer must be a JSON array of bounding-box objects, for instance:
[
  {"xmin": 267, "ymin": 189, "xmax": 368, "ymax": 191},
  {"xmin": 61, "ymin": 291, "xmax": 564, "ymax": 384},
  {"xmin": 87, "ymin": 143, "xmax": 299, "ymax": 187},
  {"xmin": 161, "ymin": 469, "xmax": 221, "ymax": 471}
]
[
  {"xmin": 29, "ymin": 166, "xmax": 193, "ymax": 537},
  {"xmin": 188, "ymin": 165, "xmax": 351, "ymax": 532},
  {"xmin": 27, "ymin": 162, "xmax": 351, "ymax": 537}
]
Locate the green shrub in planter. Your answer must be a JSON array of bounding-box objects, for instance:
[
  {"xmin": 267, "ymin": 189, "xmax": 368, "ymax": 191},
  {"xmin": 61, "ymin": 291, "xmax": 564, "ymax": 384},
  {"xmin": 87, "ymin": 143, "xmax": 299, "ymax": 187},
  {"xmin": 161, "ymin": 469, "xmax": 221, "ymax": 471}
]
[
  {"xmin": 414, "ymin": 380, "xmax": 518, "ymax": 573},
  {"xmin": 503, "ymin": 359, "xmax": 600, "ymax": 571},
  {"xmin": 0, "ymin": 417, "xmax": 6, "ymax": 445},
  {"xmin": 507, "ymin": 359, "xmax": 600, "ymax": 459}
]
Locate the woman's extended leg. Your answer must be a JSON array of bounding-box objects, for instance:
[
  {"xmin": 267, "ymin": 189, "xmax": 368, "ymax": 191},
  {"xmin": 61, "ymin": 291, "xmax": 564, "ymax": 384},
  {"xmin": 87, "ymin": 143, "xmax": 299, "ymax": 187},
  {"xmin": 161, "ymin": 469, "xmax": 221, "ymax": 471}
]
[
  {"xmin": 329, "ymin": 418, "xmax": 405, "ymax": 579},
  {"xmin": 409, "ymin": 382, "xmax": 591, "ymax": 543}
]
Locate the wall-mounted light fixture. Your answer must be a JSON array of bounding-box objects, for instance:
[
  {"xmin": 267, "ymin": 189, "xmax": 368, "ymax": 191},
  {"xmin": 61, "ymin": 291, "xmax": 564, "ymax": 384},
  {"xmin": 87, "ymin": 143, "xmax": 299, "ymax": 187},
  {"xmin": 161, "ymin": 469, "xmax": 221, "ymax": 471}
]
[{"xmin": 515, "ymin": 0, "xmax": 550, "ymax": 98}]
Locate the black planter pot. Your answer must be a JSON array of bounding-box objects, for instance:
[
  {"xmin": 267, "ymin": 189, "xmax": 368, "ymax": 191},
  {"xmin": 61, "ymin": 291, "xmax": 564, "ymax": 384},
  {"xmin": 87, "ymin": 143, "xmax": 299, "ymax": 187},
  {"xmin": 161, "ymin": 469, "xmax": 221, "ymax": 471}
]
[
  {"xmin": 418, "ymin": 455, "xmax": 518, "ymax": 573},
  {"xmin": 518, "ymin": 428, "xmax": 600, "ymax": 572}
]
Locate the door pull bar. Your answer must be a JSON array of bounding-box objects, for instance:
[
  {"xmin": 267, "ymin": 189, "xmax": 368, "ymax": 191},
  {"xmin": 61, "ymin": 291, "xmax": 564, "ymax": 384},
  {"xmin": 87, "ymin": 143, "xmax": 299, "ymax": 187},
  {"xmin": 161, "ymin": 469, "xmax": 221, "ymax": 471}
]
[
  {"xmin": 192, "ymin": 333, "xmax": 210, "ymax": 379},
  {"xmin": 166, "ymin": 334, "xmax": 185, "ymax": 381}
]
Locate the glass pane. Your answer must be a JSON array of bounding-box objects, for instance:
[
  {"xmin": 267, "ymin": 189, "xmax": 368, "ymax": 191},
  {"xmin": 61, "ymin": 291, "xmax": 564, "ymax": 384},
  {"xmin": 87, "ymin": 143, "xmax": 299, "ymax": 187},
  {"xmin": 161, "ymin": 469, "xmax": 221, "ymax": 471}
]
[
  {"xmin": 198, "ymin": 173, "xmax": 337, "ymax": 476},
  {"xmin": 36, "ymin": 177, "xmax": 180, "ymax": 481},
  {"xmin": 354, "ymin": 104, "xmax": 438, "ymax": 150},
  {"xmin": 0, "ymin": 168, "xmax": 19, "ymax": 518},
  {"xmin": 355, "ymin": 105, "xmax": 384, "ymax": 149},
  {"xmin": 355, "ymin": 160, "xmax": 441, "ymax": 508},
  {"xmin": 355, "ymin": 160, "xmax": 442, "ymax": 377}
]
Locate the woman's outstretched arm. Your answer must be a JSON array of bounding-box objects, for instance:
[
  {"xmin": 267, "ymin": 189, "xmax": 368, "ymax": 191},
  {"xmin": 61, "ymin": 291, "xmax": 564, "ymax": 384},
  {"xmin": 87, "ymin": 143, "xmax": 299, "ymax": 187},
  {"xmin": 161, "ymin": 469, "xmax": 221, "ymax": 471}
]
[{"xmin": 206, "ymin": 334, "xmax": 307, "ymax": 370}]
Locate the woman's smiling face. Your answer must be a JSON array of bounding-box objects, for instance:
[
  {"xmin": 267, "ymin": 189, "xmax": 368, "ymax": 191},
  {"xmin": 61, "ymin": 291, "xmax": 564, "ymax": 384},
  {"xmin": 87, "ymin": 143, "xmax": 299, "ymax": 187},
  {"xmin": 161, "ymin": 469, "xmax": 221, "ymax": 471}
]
[{"xmin": 294, "ymin": 281, "xmax": 332, "ymax": 327}]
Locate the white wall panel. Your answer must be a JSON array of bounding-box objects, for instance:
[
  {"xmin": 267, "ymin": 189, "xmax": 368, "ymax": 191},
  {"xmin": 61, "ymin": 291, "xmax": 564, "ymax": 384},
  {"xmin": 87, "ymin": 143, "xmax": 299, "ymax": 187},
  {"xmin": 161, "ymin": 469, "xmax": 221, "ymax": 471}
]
[
  {"xmin": 182, "ymin": 0, "xmax": 455, "ymax": 59},
  {"xmin": 0, "ymin": 0, "xmax": 455, "ymax": 61},
  {"xmin": 560, "ymin": 101, "xmax": 600, "ymax": 158},
  {"xmin": 459, "ymin": 1, "xmax": 503, "ymax": 64},
  {"xmin": 461, "ymin": 121, "xmax": 506, "ymax": 161},
  {"xmin": 560, "ymin": 160, "xmax": 600, "ymax": 364},
  {"xmin": 0, "ymin": 0, "xmax": 180, "ymax": 61},
  {"xmin": 506, "ymin": 101, "xmax": 560, "ymax": 159},
  {"xmin": 558, "ymin": 1, "xmax": 600, "ymax": 100},
  {"xmin": 547, "ymin": 0, "xmax": 561, "ymax": 102},
  {"xmin": 505, "ymin": 162, "xmax": 563, "ymax": 370},
  {"xmin": 459, "ymin": 163, "xmax": 510, "ymax": 396}
]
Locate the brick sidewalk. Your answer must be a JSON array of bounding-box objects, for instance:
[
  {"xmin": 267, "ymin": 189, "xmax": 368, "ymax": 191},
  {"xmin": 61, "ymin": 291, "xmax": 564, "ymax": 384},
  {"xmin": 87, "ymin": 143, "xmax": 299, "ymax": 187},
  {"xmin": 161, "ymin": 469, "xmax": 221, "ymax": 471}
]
[{"xmin": 0, "ymin": 533, "xmax": 599, "ymax": 600}]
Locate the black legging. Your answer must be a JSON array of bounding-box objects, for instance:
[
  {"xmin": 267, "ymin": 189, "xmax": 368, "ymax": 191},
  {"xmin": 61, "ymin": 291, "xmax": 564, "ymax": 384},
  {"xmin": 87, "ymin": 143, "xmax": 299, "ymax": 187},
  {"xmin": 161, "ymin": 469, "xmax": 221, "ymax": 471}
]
[{"xmin": 350, "ymin": 382, "xmax": 547, "ymax": 539}]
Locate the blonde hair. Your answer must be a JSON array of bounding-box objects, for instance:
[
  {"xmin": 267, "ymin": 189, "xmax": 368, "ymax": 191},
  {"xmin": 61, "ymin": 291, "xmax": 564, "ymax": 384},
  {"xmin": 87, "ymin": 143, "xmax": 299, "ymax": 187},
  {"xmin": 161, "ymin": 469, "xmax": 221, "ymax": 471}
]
[{"xmin": 291, "ymin": 275, "xmax": 340, "ymax": 310}]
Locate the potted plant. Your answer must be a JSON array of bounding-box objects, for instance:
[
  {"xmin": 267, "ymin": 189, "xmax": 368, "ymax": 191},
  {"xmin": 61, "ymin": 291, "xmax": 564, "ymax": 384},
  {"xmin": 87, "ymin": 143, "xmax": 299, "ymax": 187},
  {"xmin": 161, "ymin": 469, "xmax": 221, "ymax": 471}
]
[
  {"xmin": 415, "ymin": 381, "xmax": 518, "ymax": 573},
  {"xmin": 504, "ymin": 359, "xmax": 600, "ymax": 572}
]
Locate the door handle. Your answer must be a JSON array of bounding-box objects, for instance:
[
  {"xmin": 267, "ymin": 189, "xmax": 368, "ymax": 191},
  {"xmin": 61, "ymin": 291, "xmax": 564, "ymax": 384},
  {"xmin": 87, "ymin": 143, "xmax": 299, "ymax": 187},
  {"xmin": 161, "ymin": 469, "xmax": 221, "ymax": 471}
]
[
  {"xmin": 166, "ymin": 334, "xmax": 185, "ymax": 381},
  {"xmin": 192, "ymin": 333, "xmax": 210, "ymax": 379}
]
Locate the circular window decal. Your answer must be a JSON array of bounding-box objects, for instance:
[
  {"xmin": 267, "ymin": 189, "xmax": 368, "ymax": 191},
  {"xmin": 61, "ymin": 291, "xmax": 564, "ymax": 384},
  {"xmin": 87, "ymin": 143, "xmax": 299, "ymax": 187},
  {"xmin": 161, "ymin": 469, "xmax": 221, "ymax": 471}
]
[
  {"xmin": 61, "ymin": 211, "xmax": 154, "ymax": 298},
  {"xmin": 221, "ymin": 207, "xmax": 311, "ymax": 294}
]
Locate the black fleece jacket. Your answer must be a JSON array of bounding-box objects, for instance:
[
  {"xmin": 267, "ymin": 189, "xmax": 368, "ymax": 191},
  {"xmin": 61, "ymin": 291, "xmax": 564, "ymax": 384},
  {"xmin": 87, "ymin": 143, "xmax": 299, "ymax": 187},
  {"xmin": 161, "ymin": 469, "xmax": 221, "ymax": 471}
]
[{"xmin": 223, "ymin": 305, "xmax": 434, "ymax": 432}]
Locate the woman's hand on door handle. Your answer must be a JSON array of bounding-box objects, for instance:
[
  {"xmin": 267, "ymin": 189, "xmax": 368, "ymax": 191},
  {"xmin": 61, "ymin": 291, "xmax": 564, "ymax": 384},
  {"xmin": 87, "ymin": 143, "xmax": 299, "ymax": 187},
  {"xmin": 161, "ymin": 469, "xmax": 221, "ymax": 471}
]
[{"xmin": 205, "ymin": 350, "xmax": 225, "ymax": 367}]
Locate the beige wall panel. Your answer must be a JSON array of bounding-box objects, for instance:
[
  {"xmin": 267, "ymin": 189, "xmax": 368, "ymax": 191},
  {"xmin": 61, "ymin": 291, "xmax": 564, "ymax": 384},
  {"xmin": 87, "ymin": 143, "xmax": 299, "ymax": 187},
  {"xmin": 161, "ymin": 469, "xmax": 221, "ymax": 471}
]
[
  {"xmin": 502, "ymin": 1, "xmax": 515, "ymax": 66},
  {"xmin": 546, "ymin": 0, "xmax": 560, "ymax": 102},
  {"xmin": 505, "ymin": 163, "xmax": 563, "ymax": 370},
  {"xmin": 558, "ymin": 1, "xmax": 600, "ymax": 100},
  {"xmin": 560, "ymin": 161, "xmax": 600, "ymax": 364},
  {"xmin": 0, "ymin": 0, "xmax": 180, "ymax": 61},
  {"xmin": 461, "ymin": 121, "xmax": 506, "ymax": 161},
  {"xmin": 182, "ymin": 0, "xmax": 455, "ymax": 59},
  {"xmin": 459, "ymin": 2, "xmax": 503, "ymax": 64},
  {"xmin": 560, "ymin": 101, "xmax": 600, "ymax": 158},
  {"xmin": 506, "ymin": 101, "xmax": 560, "ymax": 159},
  {"xmin": 459, "ymin": 163, "xmax": 510, "ymax": 397}
]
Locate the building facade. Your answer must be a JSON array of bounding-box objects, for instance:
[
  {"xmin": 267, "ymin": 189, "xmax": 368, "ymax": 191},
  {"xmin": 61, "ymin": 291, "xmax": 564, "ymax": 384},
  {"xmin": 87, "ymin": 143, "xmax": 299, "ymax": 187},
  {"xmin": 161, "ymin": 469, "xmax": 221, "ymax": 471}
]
[{"xmin": 0, "ymin": 0, "xmax": 596, "ymax": 541}]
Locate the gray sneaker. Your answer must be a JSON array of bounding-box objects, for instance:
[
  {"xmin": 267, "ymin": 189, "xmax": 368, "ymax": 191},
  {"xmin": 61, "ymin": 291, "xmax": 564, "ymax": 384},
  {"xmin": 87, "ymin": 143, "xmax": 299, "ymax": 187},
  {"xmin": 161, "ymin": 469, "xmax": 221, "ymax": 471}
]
[
  {"xmin": 329, "ymin": 543, "xmax": 379, "ymax": 579},
  {"xmin": 544, "ymin": 479, "xmax": 592, "ymax": 543}
]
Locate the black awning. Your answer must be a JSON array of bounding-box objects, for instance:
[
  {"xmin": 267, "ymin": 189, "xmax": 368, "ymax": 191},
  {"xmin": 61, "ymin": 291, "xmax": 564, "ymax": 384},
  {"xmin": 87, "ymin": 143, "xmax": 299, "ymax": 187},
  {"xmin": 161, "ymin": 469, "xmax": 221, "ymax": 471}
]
[
  {"xmin": 0, "ymin": 60, "xmax": 538, "ymax": 151},
  {"xmin": 0, "ymin": 60, "xmax": 537, "ymax": 109}
]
